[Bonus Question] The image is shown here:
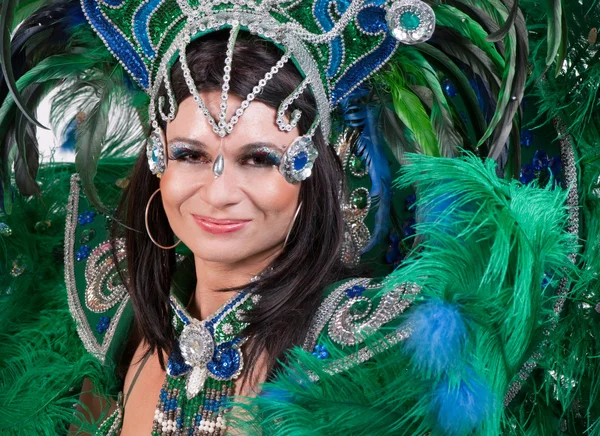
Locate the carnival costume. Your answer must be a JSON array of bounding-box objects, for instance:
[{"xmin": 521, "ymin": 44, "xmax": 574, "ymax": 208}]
[{"xmin": 1, "ymin": 0, "xmax": 599, "ymax": 434}]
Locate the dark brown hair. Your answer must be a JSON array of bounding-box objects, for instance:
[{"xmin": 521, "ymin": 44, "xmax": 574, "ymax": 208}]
[{"xmin": 115, "ymin": 30, "xmax": 350, "ymax": 383}]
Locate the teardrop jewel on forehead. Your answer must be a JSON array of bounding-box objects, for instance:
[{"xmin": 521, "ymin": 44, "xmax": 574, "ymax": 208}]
[{"xmin": 213, "ymin": 154, "xmax": 225, "ymax": 179}]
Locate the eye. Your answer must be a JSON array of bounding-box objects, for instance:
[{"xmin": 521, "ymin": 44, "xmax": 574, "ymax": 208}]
[
  {"xmin": 240, "ymin": 148, "xmax": 281, "ymax": 167},
  {"xmin": 168, "ymin": 144, "xmax": 211, "ymax": 164}
]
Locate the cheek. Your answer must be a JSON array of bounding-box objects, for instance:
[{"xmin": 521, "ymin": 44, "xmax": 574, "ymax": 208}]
[
  {"xmin": 159, "ymin": 167, "xmax": 198, "ymax": 218},
  {"xmin": 247, "ymin": 178, "xmax": 301, "ymax": 221}
]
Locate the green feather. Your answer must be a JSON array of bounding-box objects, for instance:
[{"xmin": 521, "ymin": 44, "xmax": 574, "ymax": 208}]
[
  {"xmin": 231, "ymin": 154, "xmax": 575, "ymax": 435},
  {"xmin": 383, "ymin": 64, "xmax": 440, "ymax": 157},
  {"xmin": 416, "ymin": 43, "xmax": 487, "ymax": 143},
  {"xmin": 545, "ymin": 0, "xmax": 563, "ymax": 69},
  {"xmin": 403, "ymin": 48, "xmax": 463, "ymax": 157}
]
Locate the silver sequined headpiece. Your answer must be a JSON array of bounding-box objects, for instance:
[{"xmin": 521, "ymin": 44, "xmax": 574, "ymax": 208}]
[{"xmin": 81, "ymin": 0, "xmax": 436, "ymax": 180}]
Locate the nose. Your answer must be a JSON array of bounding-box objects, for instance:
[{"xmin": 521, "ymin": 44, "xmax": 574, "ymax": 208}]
[{"xmin": 200, "ymin": 161, "xmax": 243, "ymax": 209}]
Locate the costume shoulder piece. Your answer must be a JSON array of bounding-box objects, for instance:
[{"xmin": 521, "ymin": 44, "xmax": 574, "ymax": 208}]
[
  {"xmin": 302, "ymin": 277, "xmax": 419, "ymax": 375},
  {"xmin": 64, "ymin": 173, "xmax": 134, "ymax": 365},
  {"xmin": 0, "ymin": 166, "xmax": 135, "ymax": 435}
]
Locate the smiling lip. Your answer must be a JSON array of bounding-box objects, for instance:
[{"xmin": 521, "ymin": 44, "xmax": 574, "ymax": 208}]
[{"xmin": 192, "ymin": 215, "xmax": 251, "ymax": 234}]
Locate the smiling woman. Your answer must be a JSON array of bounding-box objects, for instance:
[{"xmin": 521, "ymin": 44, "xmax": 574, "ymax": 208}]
[
  {"xmin": 111, "ymin": 32, "xmax": 351, "ymax": 434},
  {"xmin": 1, "ymin": 0, "xmax": 600, "ymax": 435}
]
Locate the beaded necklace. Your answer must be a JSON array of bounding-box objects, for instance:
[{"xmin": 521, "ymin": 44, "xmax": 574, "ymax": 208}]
[{"xmin": 98, "ymin": 290, "xmax": 257, "ymax": 435}]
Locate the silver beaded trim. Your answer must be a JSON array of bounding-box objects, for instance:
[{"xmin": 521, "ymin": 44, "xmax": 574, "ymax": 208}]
[
  {"xmin": 276, "ymin": 77, "xmax": 311, "ymax": 132},
  {"xmin": 149, "ymin": 11, "xmax": 332, "ymax": 140},
  {"xmin": 303, "ymin": 279, "xmax": 420, "ymax": 379},
  {"xmin": 64, "ymin": 174, "xmax": 130, "ymax": 364},
  {"xmin": 97, "ymin": 392, "xmax": 124, "ymax": 435},
  {"xmin": 84, "ymin": 238, "xmax": 128, "ymax": 313},
  {"xmin": 328, "ymin": 282, "xmax": 420, "ymax": 346},
  {"xmin": 311, "ymin": 324, "xmax": 414, "ymax": 380},
  {"xmin": 340, "ymin": 187, "xmax": 371, "ymax": 266},
  {"xmin": 303, "ymin": 278, "xmax": 370, "ymax": 351},
  {"xmin": 503, "ymin": 118, "xmax": 580, "ymax": 407}
]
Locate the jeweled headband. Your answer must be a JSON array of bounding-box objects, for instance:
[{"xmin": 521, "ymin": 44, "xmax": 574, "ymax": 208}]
[{"xmin": 80, "ymin": 0, "xmax": 435, "ymax": 180}]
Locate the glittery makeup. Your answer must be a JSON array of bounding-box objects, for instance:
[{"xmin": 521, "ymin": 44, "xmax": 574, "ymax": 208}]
[{"xmin": 239, "ymin": 146, "xmax": 282, "ymax": 167}]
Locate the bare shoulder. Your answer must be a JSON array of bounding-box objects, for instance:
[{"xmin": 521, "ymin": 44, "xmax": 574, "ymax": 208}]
[{"xmin": 120, "ymin": 342, "xmax": 168, "ymax": 435}]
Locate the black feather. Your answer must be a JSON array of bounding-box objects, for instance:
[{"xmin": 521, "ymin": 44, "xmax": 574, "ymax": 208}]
[
  {"xmin": 416, "ymin": 43, "xmax": 487, "ymax": 143},
  {"xmin": 487, "ymin": 4, "xmax": 528, "ymax": 162},
  {"xmin": 0, "ymin": 0, "xmax": 47, "ymax": 129},
  {"xmin": 431, "ymin": 27, "xmax": 502, "ymax": 91},
  {"xmin": 13, "ymin": 85, "xmax": 45, "ymax": 196},
  {"xmin": 486, "ymin": 0, "xmax": 520, "ymax": 43}
]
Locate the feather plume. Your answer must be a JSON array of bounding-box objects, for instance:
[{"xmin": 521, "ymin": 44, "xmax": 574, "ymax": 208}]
[
  {"xmin": 403, "ymin": 299, "xmax": 468, "ymax": 377},
  {"xmin": 232, "ymin": 154, "xmax": 575, "ymax": 434},
  {"xmin": 383, "ymin": 64, "xmax": 440, "ymax": 157},
  {"xmin": 430, "ymin": 370, "xmax": 497, "ymax": 436},
  {"xmin": 74, "ymin": 80, "xmax": 113, "ymax": 213}
]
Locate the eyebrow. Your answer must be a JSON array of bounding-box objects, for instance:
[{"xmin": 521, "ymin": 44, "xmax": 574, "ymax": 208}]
[
  {"xmin": 239, "ymin": 142, "xmax": 285, "ymax": 154},
  {"xmin": 168, "ymin": 137, "xmax": 285, "ymax": 153},
  {"xmin": 168, "ymin": 137, "xmax": 208, "ymax": 150}
]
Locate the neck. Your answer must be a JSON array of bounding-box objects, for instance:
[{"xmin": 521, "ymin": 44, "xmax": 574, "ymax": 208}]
[{"xmin": 190, "ymin": 245, "xmax": 282, "ymax": 320}]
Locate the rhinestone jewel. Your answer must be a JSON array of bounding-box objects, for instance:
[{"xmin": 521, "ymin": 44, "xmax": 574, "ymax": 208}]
[
  {"xmin": 386, "ymin": 0, "xmax": 435, "ymax": 45},
  {"xmin": 279, "ymin": 135, "xmax": 319, "ymax": 184},
  {"xmin": 179, "ymin": 321, "xmax": 215, "ymax": 399},
  {"xmin": 213, "ymin": 153, "xmax": 225, "ymax": 179}
]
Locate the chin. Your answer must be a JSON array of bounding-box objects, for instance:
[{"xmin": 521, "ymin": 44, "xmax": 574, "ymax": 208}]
[
  {"xmin": 187, "ymin": 238, "xmax": 283, "ymax": 266},
  {"xmin": 188, "ymin": 242, "xmax": 259, "ymax": 264}
]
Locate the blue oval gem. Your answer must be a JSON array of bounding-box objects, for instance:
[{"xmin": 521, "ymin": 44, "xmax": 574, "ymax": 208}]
[{"xmin": 293, "ymin": 152, "xmax": 308, "ymax": 171}]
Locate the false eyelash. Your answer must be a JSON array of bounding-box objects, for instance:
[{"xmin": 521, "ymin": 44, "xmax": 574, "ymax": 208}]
[
  {"xmin": 168, "ymin": 143, "xmax": 209, "ymax": 162},
  {"xmin": 239, "ymin": 147, "xmax": 282, "ymax": 167}
]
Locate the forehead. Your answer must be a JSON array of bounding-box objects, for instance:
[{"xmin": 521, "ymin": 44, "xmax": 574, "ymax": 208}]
[{"xmin": 165, "ymin": 91, "xmax": 299, "ymax": 149}]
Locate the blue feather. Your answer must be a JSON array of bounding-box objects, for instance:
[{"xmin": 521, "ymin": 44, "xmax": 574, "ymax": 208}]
[
  {"xmin": 60, "ymin": 118, "xmax": 77, "ymax": 152},
  {"xmin": 340, "ymin": 89, "xmax": 392, "ymax": 253},
  {"xmin": 418, "ymin": 189, "xmax": 465, "ymax": 237},
  {"xmin": 403, "ymin": 299, "xmax": 467, "ymax": 377},
  {"xmin": 259, "ymin": 387, "xmax": 294, "ymax": 403},
  {"xmin": 430, "ymin": 370, "xmax": 496, "ymax": 435},
  {"xmin": 64, "ymin": 3, "xmax": 87, "ymax": 30}
]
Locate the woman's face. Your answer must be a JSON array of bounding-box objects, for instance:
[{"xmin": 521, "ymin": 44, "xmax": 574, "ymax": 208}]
[{"xmin": 160, "ymin": 91, "xmax": 301, "ymax": 265}]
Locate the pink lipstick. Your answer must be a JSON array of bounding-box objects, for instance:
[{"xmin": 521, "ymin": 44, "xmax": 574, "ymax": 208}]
[{"xmin": 192, "ymin": 215, "xmax": 250, "ymax": 234}]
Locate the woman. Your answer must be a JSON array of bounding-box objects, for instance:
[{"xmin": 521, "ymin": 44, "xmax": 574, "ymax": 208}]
[
  {"xmin": 0, "ymin": 0, "xmax": 599, "ymax": 435},
  {"xmin": 113, "ymin": 32, "xmax": 350, "ymax": 434}
]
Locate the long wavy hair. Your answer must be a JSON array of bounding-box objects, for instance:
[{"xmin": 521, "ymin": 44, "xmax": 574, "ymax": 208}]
[{"xmin": 114, "ymin": 30, "xmax": 350, "ymax": 384}]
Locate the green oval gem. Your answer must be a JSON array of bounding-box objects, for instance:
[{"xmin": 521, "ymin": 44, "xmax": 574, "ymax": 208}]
[
  {"xmin": 349, "ymin": 155, "xmax": 366, "ymax": 175},
  {"xmin": 349, "ymin": 299, "xmax": 370, "ymax": 316},
  {"xmin": 80, "ymin": 229, "xmax": 97, "ymax": 244},
  {"xmin": 351, "ymin": 190, "xmax": 369, "ymax": 210},
  {"xmin": 400, "ymin": 11, "xmax": 421, "ymax": 31}
]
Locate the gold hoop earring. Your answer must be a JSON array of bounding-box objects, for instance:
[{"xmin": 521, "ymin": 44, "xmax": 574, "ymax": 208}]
[
  {"xmin": 284, "ymin": 201, "xmax": 302, "ymax": 248},
  {"xmin": 145, "ymin": 188, "xmax": 181, "ymax": 250}
]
